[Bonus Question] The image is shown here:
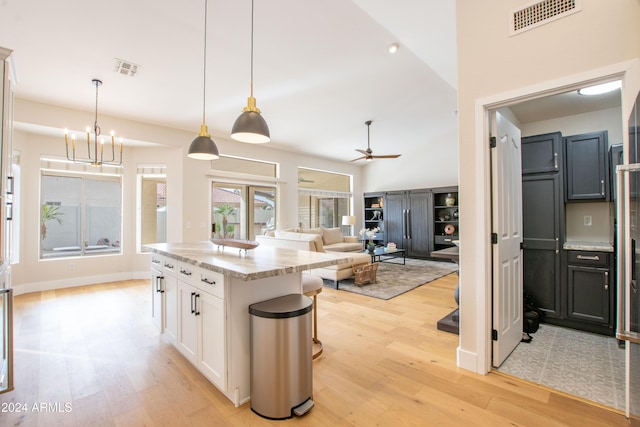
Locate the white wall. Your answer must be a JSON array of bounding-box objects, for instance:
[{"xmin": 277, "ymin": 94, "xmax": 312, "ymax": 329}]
[
  {"xmin": 362, "ymin": 117, "xmax": 459, "ymax": 192},
  {"xmin": 11, "ymin": 100, "xmax": 363, "ymax": 293},
  {"xmin": 456, "ymin": 0, "xmax": 640, "ymax": 373}
]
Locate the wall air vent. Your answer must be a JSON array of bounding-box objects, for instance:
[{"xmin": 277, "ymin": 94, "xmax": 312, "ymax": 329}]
[
  {"xmin": 113, "ymin": 58, "xmax": 140, "ymax": 77},
  {"xmin": 510, "ymin": 0, "xmax": 582, "ymax": 36}
]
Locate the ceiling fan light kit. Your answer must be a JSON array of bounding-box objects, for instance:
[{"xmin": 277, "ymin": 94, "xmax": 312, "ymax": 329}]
[
  {"xmin": 350, "ymin": 120, "xmax": 401, "ymax": 162},
  {"xmin": 231, "ymin": 0, "xmax": 270, "ymax": 144}
]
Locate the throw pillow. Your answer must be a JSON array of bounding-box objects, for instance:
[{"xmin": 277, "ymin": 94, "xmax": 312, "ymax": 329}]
[{"xmin": 322, "ymin": 227, "xmax": 344, "ymax": 246}]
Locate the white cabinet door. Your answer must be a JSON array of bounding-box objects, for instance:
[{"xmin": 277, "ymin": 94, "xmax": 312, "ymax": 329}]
[
  {"xmin": 198, "ymin": 291, "xmax": 225, "ymax": 389},
  {"xmin": 151, "ymin": 266, "xmax": 164, "ymax": 332},
  {"xmin": 177, "ymin": 281, "xmax": 198, "ymax": 364},
  {"xmin": 163, "ymin": 273, "xmax": 178, "ymax": 346}
]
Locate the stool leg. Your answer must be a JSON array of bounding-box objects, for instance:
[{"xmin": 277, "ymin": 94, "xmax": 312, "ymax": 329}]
[{"xmin": 311, "ymin": 294, "xmax": 323, "ymax": 359}]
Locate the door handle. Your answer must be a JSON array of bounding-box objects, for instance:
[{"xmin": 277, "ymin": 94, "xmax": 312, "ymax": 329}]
[
  {"xmin": 194, "ymin": 293, "xmax": 201, "ymax": 316},
  {"xmin": 407, "ymin": 209, "xmax": 411, "ymax": 239},
  {"xmin": 576, "ymin": 254, "xmax": 599, "ymax": 261},
  {"xmin": 553, "ymin": 152, "xmax": 558, "ymax": 169},
  {"xmin": 156, "ymin": 276, "xmax": 165, "ymax": 293}
]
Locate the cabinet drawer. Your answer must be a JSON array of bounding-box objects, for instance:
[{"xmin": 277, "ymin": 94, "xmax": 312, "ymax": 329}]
[
  {"xmin": 435, "ymin": 235, "xmax": 457, "ymax": 245},
  {"xmin": 567, "ymin": 251, "xmax": 609, "ymax": 267},
  {"xmin": 177, "ymin": 262, "xmax": 198, "ymax": 285},
  {"xmin": 196, "ymin": 269, "xmax": 225, "ymax": 299}
]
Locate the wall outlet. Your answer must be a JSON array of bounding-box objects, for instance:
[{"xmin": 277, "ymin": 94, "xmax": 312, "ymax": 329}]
[{"xmin": 584, "ymin": 215, "xmax": 592, "ymax": 226}]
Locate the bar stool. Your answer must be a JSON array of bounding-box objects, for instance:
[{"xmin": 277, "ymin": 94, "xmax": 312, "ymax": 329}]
[{"xmin": 302, "ymin": 274, "xmax": 323, "ymax": 359}]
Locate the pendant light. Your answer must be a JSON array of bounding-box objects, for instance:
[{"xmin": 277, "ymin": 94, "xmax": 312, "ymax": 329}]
[
  {"xmin": 188, "ymin": 0, "xmax": 220, "ymax": 160},
  {"xmin": 231, "ymin": 0, "xmax": 270, "ymax": 144}
]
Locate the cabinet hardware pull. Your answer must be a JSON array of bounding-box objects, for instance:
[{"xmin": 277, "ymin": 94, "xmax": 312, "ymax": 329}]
[
  {"xmin": 601, "ymin": 179, "xmax": 605, "ymax": 196},
  {"xmin": 190, "ymin": 291, "xmax": 196, "ymax": 314},
  {"xmin": 201, "ymin": 277, "xmax": 216, "ymax": 285},
  {"xmin": 180, "ymin": 269, "xmax": 192, "ymax": 276},
  {"xmin": 576, "ymin": 254, "xmax": 599, "ymax": 261},
  {"xmin": 194, "ymin": 293, "xmax": 201, "ymax": 316},
  {"xmin": 604, "ymin": 271, "xmax": 609, "ymax": 290},
  {"xmin": 152, "ymin": 258, "xmax": 160, "ymax": 265},
  {"xmin": 553, "ymin": 152, "xmax": 558, "ymax": 169},
  {"xmin": 164, "ymin": 263, "xmax": 174, "ymax": 270},
  {"xmin": 156, "ymin": 276, "xmax": 165, "ymax": 293}
]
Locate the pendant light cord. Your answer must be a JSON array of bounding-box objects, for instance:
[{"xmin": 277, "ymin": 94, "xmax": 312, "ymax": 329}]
[
  {"xmin": 249, "ymin": 0, "xmax": 254, "ymax": 98},
  {"xmin": 202, "ymin": 0, "xmax": 208, "ymax": 125},
  {"xmin": 94, "ymin": 80, "xmax": 101, "ymax": 137}
]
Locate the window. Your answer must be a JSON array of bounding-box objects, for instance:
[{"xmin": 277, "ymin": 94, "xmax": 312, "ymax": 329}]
[
  {"xmin": 211, "ymin": 183, "xmax": 275, "ymax": 240},
  {"xmin": 40, "ymin": 158, "xmax": 122, "ymax": 259},
  {"xmin": 137, "ymin": 165, "xmax": 166, "ymax": 252},
  {"xmin": 297, "ymin": 167, "xmax": 352, "ymax": 232}
]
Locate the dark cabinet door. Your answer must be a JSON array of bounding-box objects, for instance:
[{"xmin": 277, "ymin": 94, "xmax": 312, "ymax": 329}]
[
  {"xmin": 406, "ymin": 191, "xmax": 432, "ymax": 257},
  {"xmin": 567, "ymin": 265, "xmax": 610, "ymax": 324},
  {"xmin": 522, "ymin": 132, "xmax": 562, "ymax": 174},
  {"xmin": 522, "ymin": 174, "xmax": 563, "ymax": 318},
  {"xmin": 385, "ymin": 192, "xmax": 407, "ymax": 249},
  {"xmin": 565, "ymin": 131, "xmax": 609, "ymax": 201}
]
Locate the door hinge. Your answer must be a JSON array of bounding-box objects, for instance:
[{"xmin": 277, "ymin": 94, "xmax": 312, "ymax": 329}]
[
  {"xmin": 492, "ymin": 329, "xmax": 498, "ymax": 341},
  {"xmin": 490, "ymin": 136, "xmax": 497, "ymax": 148},
  {"xmin": 491, "ymin": 233, "xmax": 498, "ymax": 244},
  {"xmin": 520, "ymin": 241, "xmax": 525, "ymax": 250}
]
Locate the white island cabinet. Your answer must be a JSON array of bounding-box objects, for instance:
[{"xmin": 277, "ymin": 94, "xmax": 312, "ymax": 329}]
[{"xmin": 145, "ymin": 241, "xmax": 352, "ymax": 407}]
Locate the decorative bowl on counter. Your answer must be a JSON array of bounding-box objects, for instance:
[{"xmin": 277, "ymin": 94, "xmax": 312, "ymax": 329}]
[{"xmin": 209, "ymin": 238, "xmax": 260, "ymax": 251}]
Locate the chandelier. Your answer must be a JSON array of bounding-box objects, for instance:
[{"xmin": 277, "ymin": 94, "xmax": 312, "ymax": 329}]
[{"xmin": 64, "ymin": 79, "xmax": 123, "ymax": 166}]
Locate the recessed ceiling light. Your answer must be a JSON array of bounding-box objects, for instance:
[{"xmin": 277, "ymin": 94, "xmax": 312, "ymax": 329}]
[
  {"xmin": 388, "ymin": 43, "xmax": 399, "ymax": 54},
  {"xmin": 577, "ymin": 80, "xmax": 621, "ymax": 96}
]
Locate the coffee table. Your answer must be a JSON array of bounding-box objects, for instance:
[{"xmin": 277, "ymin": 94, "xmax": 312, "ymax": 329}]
[{"xmin": 364, "ymin": 247, "xmax": 406, "ymax": 265}]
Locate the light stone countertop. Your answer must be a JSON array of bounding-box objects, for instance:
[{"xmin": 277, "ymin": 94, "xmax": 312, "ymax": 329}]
[
  {"xmin": 563, "ymin": 241, "xmax": 614, "ymax": 252},
  {"xmin": 144, "ymin": 241, "xmax": 352, "ymax": 281}
]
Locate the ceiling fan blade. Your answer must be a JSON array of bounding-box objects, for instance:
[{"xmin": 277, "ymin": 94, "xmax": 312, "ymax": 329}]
[
  {"xmin": 372, "ymin": 154, "xmax": 401, "ymax": 159},
  {"xmin": 350, "ymin": 156, "xmax": 367, "ymax": 162},
  {"xmin": 355, "ymin": 149, "xmax": 368, "ymax": 155}
]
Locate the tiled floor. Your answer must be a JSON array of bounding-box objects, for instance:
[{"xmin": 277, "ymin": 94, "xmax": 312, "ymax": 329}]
[{"xmin": 497, "ymin": 323, "xmax": 626, "ymax": 410}]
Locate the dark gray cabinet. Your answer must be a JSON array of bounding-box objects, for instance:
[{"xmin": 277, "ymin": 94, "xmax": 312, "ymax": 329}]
[
  {"xmin": 566, "ymin": 251, "xmax": 613, "ymax": 333},
  {"xmin": 565, "ymin": 131, "xmax": 609, "ymax": 201},
  {"xmin": 384, "ymin": 190, "xmax": 433, "ymax": 257},
  {"xmin": 521, "ymin": 132, "xmax": 562, "ymax": 174},
  {"xmin": 522, "ymin": 173, "xmax": 563, "ymax": 318}
]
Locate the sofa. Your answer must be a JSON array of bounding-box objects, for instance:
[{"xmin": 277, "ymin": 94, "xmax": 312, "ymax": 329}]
[{"xmin": 255, "ymin": 228, "xmax": 371, "ymax": 285}]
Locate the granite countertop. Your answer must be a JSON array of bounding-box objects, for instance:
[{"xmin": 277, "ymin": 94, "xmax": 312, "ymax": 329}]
[
  {"xmin": 563, "ymin": 241, "xmax": 614, "ymax": 252},
  {"xmin": 145, "ymin": 241, "xmax": 352, "ymax": 281}
]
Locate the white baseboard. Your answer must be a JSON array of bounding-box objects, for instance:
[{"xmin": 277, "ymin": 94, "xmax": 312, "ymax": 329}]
[
  {"xmin": 457, "ymin": 345, "xmax": 483, "ymax": 374},
  {"xmin": 12, "ymin": 270, "xmax": 150, "ymax": 296}
]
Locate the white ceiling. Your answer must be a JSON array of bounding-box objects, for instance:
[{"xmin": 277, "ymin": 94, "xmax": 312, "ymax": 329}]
[{"xmin": 0, "ymin": 0, "xmax": 620, "ymax": 163}]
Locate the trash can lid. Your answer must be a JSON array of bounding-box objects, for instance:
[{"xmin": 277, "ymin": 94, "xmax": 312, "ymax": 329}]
[{"xmin": 249, "ymin": 293, "xmax": 313, "ymax": 319}]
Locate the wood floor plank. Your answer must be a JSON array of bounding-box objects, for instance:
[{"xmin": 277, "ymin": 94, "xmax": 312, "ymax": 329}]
[{"xmin": 1, "ymin": 276, "xmax": 630, "ymax": 426}]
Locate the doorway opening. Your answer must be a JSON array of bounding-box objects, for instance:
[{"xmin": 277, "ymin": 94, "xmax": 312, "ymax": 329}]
[{"xmin": 489, "ymin": 78, "xmax": 625, "ymax": 409}]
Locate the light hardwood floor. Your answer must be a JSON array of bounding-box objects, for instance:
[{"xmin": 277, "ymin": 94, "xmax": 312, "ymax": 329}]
[{"xmin": 0, "ymin": 275, "xmax": 634, "ymax": 426}]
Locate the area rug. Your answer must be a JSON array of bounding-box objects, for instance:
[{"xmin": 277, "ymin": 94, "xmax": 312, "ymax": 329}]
[{"xmin": 327, "ymin": 258, "xmax": 458, "ymax": 300}]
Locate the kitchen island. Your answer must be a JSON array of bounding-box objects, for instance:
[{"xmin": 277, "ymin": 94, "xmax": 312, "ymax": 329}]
[{"xmin": 145, "ymin": 241, "xmax": 352, "ymax": 406}]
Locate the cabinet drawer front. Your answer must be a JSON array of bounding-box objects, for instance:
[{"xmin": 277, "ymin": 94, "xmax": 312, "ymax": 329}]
[
  {"xmin": 434, "ymin": 235, "xmax": 457, "ymax": 245},
  {"xmin": 177, "ymin": 262, "xmax": 198, "ymax": 285},
  {"xmin": 161, "ymin": 256, "xmax": 178, "ymax": 275},
  {"xmin": 197, "ymin": 270, "xmax": 225, "ymax": 299},
  {"xmin": 567, "ymin": 251, "xmax": 609, "ymax": 267}
]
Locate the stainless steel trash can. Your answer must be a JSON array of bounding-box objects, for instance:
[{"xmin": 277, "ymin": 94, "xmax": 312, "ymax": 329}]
[{"xmin": 249, "ymin": 293, "xmax": 314, "ymax": 420}]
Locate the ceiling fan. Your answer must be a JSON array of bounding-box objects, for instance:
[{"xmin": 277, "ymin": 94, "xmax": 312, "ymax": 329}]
[{"xmin": 350, "ymin": 120, "xmax": 401, "ymax": 162}]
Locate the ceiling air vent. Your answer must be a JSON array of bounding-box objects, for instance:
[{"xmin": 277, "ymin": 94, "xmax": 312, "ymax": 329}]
[
  {"xmin": 113, "ymin": 58, "xmax": 140, "ymax": 77},
  {"xmin": 510, "ymin": 0, "xmax": 582, "ymax": 36}
]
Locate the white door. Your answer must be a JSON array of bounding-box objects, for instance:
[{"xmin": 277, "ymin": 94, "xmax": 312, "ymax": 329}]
[{"xmin": 491, "ymin": 111, "xmax": 524, "ymax": 367}]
